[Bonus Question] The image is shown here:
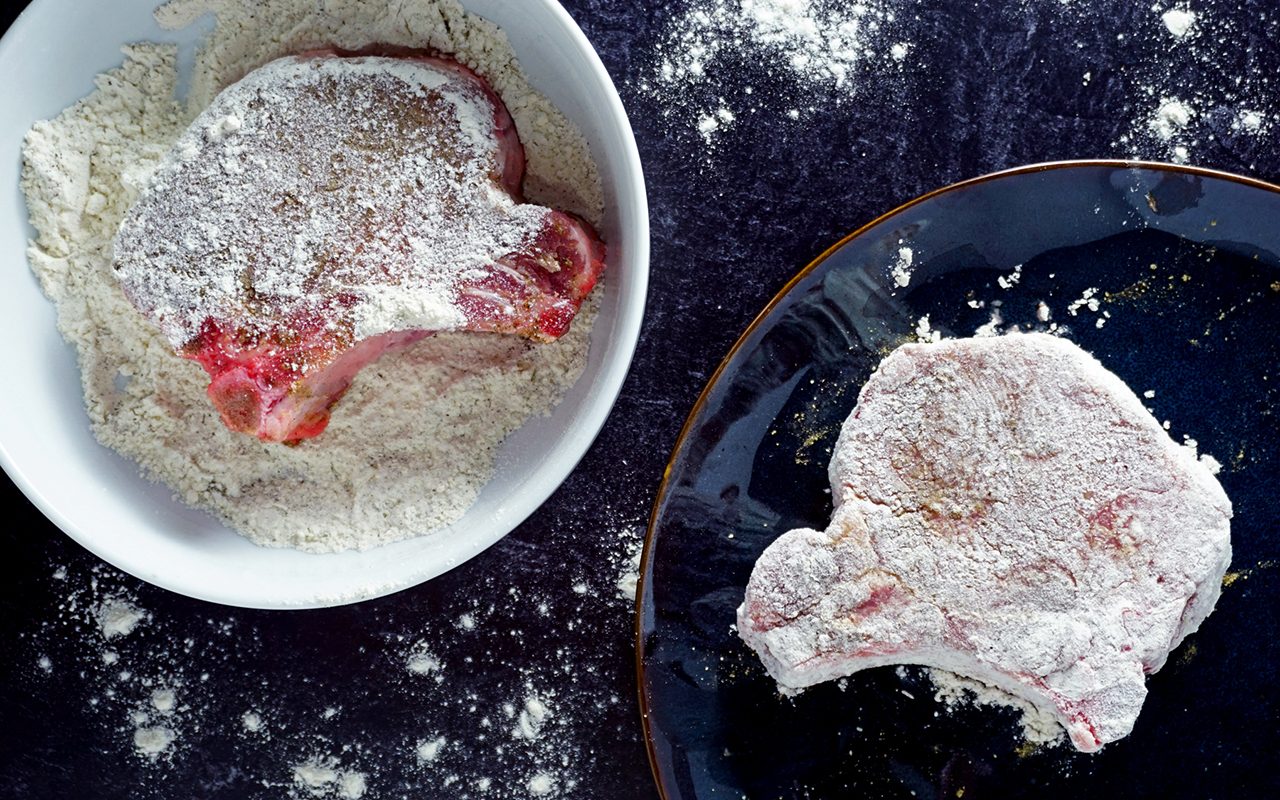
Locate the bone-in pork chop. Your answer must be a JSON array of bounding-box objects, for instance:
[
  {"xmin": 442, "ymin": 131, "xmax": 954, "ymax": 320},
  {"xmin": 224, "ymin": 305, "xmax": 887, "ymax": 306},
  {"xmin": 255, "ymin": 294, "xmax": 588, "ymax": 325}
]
[
  {"xmin": 113, "ymin": 49, "xmax": 604, "ymax": 443},
  {"xmin": 737, "ymin": 333, "xmax": 1232, "ymax": 752}
]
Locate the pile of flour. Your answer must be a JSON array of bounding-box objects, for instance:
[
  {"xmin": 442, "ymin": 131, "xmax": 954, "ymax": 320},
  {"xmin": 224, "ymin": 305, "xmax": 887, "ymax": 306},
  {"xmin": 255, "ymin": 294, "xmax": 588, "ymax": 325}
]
[{"xmin": 21, "ymin": 0, "xmax": 603, "ymax": 551}]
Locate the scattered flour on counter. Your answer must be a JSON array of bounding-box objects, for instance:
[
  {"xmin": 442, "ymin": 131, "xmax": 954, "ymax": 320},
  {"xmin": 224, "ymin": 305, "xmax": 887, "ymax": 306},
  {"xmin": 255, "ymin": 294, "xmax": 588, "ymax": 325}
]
[
  {"xmin": 512, "ymin": 695, "xmax": 551, "ymax": 741},
  {"xmin": 615, "ymin": 541, "xmax": 643, "ymax": 603},
  {"xmin": 337, "ymin": 773, "xmax": 367, "ymax": 800},
  {"xmin": 292, "ymin": 757, "xmax": 368, "ymax": 799},
  {"xmin": 134, "ymin": 725, "xmax": 177, "ymax": 758},
  {"xmin": 97, "ymin": 598, "xmax": 147, "ymax": 639},
  {"xmin": 527, "ymin": 772, "xmax": 557, "ymax": 797},
  {"xmin": 697, "ymin": 104, "xmax": 737, "ymax": 144},
  {"xmin": 646, "ymin": 0, "xmax": 906, "ymax": 147},
  {"xmin": 21, "ymin": 0, "xmax": 605, "ymax": 553},
  {"xmin": 1149, "ymin": 97, "xmax": 1195, "ymax": 140},
  {"xmin": 929, "ymin": 669, "xmax": 1065, "ymax": 747},
  {"xmin": 415, "ymin": 736, "xmax": 448, "ymax": 764},
  {"xmin": 1235, "ymin": 109, "xmax": 1269, "ymax": 134},
  {"xmin": 291, "ymin": 764, "xmax": 338, "ymax": 792},
  {"xmin": 406, "ymin": 642, "xmax": 443, "ymax": 678},
  {"xmin": 151, "ymin": 687, "xmax": 177, "ymax": 713},
  {"xmin": 1161, "ymin": 7, "xmax": 1198, "ymax": 38},
  {"xmin": 1117, "ymin": 4, "xmax": 1278, "ymax": 165},
  {"xmin": 28, "ymin": 518, "xmax": 648, "ymax": 798},
  {"xmin": 596, "ymin": 521, "xmax": 645, "ymax": 604},
  {"xmin": 651, "ymin": 0, "xmax": 1269, "ymax": 168},
  {"xmin": 652, "ymin": 0, "xmax": 899, "ymax": 91}
]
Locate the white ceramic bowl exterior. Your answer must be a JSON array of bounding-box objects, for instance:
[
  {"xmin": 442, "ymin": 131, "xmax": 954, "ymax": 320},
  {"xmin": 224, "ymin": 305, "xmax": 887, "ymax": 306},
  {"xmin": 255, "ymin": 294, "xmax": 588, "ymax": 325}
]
[{"xmin": 0, "ymin": 0, "xmax": 648, "ymax": 608}]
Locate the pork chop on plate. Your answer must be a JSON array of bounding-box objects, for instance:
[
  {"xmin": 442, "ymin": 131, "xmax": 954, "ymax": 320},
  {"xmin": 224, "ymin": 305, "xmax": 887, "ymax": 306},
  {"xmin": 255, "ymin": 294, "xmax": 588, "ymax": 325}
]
[
  {"xmin": 737, "ymin": 333, "xmax": 1232, "ymax": 752},
  {"xmin": 113, "ymin": 49, "xmax": 605, "ymax": 443}
]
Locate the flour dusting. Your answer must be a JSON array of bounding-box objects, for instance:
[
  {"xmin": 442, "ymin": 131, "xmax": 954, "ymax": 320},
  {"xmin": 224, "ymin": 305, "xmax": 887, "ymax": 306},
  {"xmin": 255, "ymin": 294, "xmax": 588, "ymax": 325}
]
[
  {"xmin": 134, "ymin": 725, "xmax": 177, "ymax": 758},
  {"xmin": 1161, "ymin": 7, "xmax": 1198, "ymax": 39},
  {"xmin": 405, "ymin": 641, "xmax": 443, "ymax": 679},
  {"xmin": 644, "ymin": 0, "xmax": 905, "ymax": 152},
  {"xmin": 415, "ymin": 735, "xmax": 447, "ymax": 763},
  {"xmin": 646, "ymin": 0, "xmax": 1276, "ymax": 169},
  {"xmin": 615, "ymin": 541, "xmax": 643, "ymax": 603},
  {"xmin": 292, "ymin": 756, "xmax": 368, "ymax": 799},
  {"xmin": 21, "ymin": 0, "xmax": 604, "ymax": 552},
  {"xmin": 929, "ymin": 669, "xmax": 1065, "ymax": 747},
  {"xmin": 97, "ymin": 598, "xmax": 147, "ymax": 639}
]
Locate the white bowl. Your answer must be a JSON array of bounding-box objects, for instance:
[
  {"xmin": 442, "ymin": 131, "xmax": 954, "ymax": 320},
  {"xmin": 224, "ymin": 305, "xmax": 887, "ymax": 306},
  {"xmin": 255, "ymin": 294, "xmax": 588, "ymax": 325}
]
[{"xmin": 0, "ymin": 0, "xmax": 648, "ymax": 608}]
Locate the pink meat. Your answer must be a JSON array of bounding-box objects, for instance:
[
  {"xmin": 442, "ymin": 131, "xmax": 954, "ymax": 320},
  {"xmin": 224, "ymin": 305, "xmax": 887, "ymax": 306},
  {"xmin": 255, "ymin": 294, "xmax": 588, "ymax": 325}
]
[
  {"xmin": 113, "ymin": 48, "xmax": 605, "ymax": 443},
  {"xmin": 737, "ymin": 333, "xmax": 1232, "ymax": 752}
]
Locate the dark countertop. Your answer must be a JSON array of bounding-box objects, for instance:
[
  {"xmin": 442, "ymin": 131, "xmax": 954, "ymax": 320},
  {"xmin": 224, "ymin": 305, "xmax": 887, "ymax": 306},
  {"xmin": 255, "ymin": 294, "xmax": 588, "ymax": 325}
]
[{"xmin": 1, "ymin": 1, "xmax": 1276, "ymax": 798}]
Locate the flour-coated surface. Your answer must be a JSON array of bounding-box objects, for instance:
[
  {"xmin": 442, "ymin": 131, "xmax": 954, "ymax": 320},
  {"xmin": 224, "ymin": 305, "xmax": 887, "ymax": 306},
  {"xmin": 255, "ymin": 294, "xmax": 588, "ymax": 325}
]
[
  {"xmin": 21, "ymin": 0, "xmax": 603, "ymax": 551},
  {"xmin": 739, "ymin": 334, "xmax": 1232, "ymax": 751}
]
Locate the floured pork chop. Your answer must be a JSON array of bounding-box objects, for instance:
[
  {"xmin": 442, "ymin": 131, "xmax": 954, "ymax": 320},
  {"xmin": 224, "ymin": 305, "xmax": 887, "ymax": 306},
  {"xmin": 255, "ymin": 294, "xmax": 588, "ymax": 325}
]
[
  {"xmin": 114, "ymin": 49, "xmax": 605, "ymax": 443},
  {"xmin": 737, "ymin": 333, "xmax": 1231, "ymax": 752}
]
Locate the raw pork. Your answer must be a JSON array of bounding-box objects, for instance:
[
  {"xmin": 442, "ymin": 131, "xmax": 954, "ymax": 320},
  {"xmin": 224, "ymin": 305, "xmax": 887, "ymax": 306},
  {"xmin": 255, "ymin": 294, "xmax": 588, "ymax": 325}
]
[
  {"xmin": 114, "ymin": 50, "xmax": 604, "ymax": 442},
  {"xmin": 737, "ymin": 333, "xmax": 1232, "ymax": 752}
]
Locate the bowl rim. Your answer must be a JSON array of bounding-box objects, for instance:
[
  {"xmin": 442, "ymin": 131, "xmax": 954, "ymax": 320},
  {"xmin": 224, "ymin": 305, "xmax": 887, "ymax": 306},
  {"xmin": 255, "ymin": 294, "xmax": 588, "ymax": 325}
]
[
  {"xmin": 0, "ymin": 0, "xmax": 650, "ymax": 609},
  {"xmin": 631, "ymin": 158, "xmax": 1280, "ymax": 798}
]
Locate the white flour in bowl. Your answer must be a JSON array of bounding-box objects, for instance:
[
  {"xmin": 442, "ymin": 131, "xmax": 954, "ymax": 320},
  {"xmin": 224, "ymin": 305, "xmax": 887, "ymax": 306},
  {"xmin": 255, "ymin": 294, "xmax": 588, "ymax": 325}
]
[{"xmin": 21, "ymin": 0, "xmax": 604, "ymax": 552}]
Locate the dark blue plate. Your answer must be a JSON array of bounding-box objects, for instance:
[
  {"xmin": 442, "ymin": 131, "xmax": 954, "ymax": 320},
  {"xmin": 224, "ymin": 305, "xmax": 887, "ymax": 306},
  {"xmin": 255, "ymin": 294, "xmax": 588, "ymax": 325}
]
[{"xmin": 637, "ymin": 162, "xmax": 1280, "ymax": 799}]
